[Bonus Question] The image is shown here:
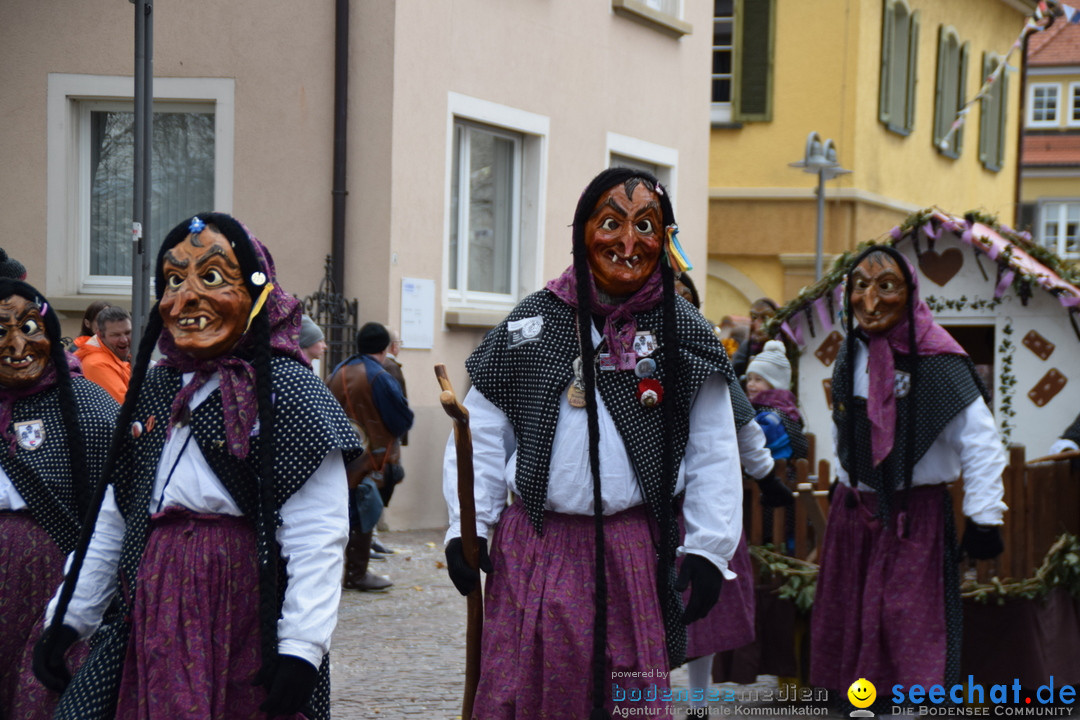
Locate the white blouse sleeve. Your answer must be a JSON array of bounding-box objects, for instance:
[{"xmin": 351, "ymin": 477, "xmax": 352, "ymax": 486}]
[
  {"xmin": 678, "ymin": 374, "xmax": 744, "ymax": 579},
  {"xmin": 443, "ymin": 386, "xmax": 515, "ymax": 545},
  {"xmin": 275, "ymin": 449, "xmax": 350, "ymax": 666},
  {"xmin": 45, "ymin": 486, "xmax": 125, "ymax": 638}
]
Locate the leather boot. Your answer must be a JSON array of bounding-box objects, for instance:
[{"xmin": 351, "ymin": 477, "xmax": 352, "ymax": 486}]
[{"xmin": 343, "ymin": 528, "xmax": 392, "ymax": 591}]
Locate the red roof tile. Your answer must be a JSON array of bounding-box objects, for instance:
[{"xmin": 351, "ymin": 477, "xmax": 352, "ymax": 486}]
[
  {"xmin": 1023, "ymin": 133, "xmax": 1080, "ymax": 165},
  {"xmin": 1028, "ymin": 20, "xmax": 1080, "ymax": 66}
]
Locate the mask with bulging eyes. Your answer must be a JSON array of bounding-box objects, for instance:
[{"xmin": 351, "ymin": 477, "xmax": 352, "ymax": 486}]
[
  {"xmin": 585, "ymin": 181, "xmax": 665, "ymax": 297},
  {"xmin": 159, "ymin": 228, "xmax": 254, "ymax": 359},
  {"xmin": 0, "ymin": 295, "xmax": 51, "ymax": 389}
]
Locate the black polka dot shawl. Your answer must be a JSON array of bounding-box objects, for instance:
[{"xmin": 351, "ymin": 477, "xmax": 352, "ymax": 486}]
[
  {"xmin": 1, "ymin": 377, "xmax": 117, "ymax": 553},
  {"xmin": 53, "ymin": 356, "xmax": 361, "ymax": 720}
]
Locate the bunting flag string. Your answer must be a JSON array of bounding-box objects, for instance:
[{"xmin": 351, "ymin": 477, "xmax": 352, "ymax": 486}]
[{"xmin": 936, "ymin": 1, "xmax": 1078, "ymax": 151}]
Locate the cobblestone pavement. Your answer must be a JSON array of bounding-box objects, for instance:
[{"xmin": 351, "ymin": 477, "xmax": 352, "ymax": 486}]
[{"xmin": 329, "ymin": 529, "xmax": 902, "ymax": 720}]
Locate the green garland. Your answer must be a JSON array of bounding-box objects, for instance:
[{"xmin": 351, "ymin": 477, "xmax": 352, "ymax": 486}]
[
  {"xmin": 997, "ymin": 320, "xmax": 1016, "ymax": 444},
  {"xmin": 749, "ymin": 532, "xmax": 1080, "ymax": 613}
]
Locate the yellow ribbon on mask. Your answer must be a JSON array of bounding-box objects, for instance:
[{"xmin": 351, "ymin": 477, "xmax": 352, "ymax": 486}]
[{"xmin": 244, "ymin": 281, "xmax": 274, "ymax": 333}]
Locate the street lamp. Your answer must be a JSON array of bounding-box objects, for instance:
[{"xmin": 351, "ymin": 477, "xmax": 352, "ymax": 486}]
[{"xmin": 789, "ymin": 132, "xmax": 851, "ymax": 281}]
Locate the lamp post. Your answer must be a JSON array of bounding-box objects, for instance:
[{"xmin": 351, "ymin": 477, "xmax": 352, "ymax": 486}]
[{"xmin": 789, "ymin": 132, "xmax": 851, "ymax": 280}]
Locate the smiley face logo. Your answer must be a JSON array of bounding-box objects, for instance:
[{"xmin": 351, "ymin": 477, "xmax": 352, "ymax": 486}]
[{"xmin": 847, "ymin": 678, "xmax": 876, "ymax": 709}]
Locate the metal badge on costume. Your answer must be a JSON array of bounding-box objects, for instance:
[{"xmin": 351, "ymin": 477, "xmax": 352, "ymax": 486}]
[
  {"xmin": 13, "ymin": 419, "xmax": 45, "ymax": 450},
  {"xmin": 633, "ymin": 330, "xmax": 657, "ymax": 357},
  {"xmin": 568, "ymin": 357, "xmax": 587, "ymax": 408},
  {"xmin": 507, "ymin": 316, "xmax": 544, "ymax": 349}
]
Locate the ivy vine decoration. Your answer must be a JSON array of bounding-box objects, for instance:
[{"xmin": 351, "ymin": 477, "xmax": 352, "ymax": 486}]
[
  {"xmin": 963, "ymin": 533, "xmax": 1080, "ymax": 605},
  {"xmin": 924, "ymin": 294, "xmax": 1005, "ymax": 314},
  {"xmin": 749, "ymin": 545, "xmax": 819, "ymax": 615},
  {"xmin": 750, "ymin": 533, "xmax": 1080, "ymax": 613},
  {"xmin": 998, "ymin": 320, "xmax": 1015, "ymax": 445}
]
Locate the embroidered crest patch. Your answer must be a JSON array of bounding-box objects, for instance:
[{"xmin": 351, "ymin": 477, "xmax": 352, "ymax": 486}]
[
  {"xmin": 894, "ymin": 370, "xmax": 911, "ymax": 399},
  {"xmin": 507, "ymin": 316, "xmax": 544, "ymax": 349},
  {"xmin": 14, "ymin": 420, "xmax": 45, "ymax": 450}
]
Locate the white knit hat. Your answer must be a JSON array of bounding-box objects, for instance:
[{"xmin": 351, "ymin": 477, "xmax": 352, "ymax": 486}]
[{"xmin": 746, "ymin": 340, "xmax": 791, "ymax": 391}]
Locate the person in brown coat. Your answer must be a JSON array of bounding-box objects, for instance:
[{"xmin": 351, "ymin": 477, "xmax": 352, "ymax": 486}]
[{"xmin": 327, "ymin": 322, "xmax": 413, "ymax": 591}]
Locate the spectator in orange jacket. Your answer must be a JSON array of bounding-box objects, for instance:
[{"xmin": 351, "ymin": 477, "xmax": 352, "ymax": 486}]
[{"xmin": 74, "ymin": 305, "xmax": 132, "ymax": 404}]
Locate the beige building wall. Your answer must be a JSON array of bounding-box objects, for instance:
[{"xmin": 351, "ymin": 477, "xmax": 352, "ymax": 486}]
[{"xmin": 1, "ymin": 0, "xmax": 712, "ymax": 530}]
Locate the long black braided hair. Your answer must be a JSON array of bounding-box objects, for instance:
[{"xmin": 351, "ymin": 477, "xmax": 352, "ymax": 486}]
[
  {"xmin": 48, "ymin": 212, "xmax": 284, "ymax": 678},
  {"xmin": 840, "ymin": 244, "xmax": 919, "ymax": 522},
  {"xmin": 0, "ymin": 279, "xmax": 92, "ymax": 520},
  {"xmin": 570, "ymin": 167, "xmax": 682, "ymax": 719}
]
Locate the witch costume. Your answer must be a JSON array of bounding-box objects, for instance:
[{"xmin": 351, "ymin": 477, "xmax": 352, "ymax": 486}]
[
  {"xmin": 810, "ymin": 246, "xmax": 1006, "ymax": 693},
  {"xmin": 443, "ymin": 168, "xmax": 744, "ymax": 719},
  {"xmin": 39, "ymin": 214, "xmax": 362, "ymax": 720},
  {"xmin": 0, "ymin": 281, "xmax": 117, "ymax": 720}
]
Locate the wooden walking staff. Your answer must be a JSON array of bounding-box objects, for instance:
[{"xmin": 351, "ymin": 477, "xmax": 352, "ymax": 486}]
[{"xmin": 434, "ymin": 363, "xmax": 483, "ymax": 719}]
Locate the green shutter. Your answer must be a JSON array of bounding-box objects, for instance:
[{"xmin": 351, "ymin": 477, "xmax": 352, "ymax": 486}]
[
  {"xmin": 956, "ymin": 41, "xmax": 969, "ymax": 156},
  {"xmin": 980, "ymin": 53, "xmax": 1005, "ymax": 172},
  {"xmin": 994, "ymin": 63, "xmax": 1008, "ymax": 170},
  {"xmin": 905, "ymin": 10, "xmax": 920, "ymax": 132},
  {"xmin": 933, "ymin": 25, "xmax": 948, "ymax": 146},
  {"xmin": 880, "ymin": 0, "xmax": 894, "ymax": 124},
  {"xmin": 733, "ymin": 0, "xmax": 775, "ymax": 123}
]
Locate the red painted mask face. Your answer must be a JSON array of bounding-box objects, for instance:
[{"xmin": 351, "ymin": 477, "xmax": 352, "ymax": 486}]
[
  {"xmin": 159, "ymin": 229, "xmax": 254, "ymax": 359},
  {"xmin": 850, "ymin": 253, "xmax": 909, "ymax": 335},
  {"xmin": 585, "ymin": 181, "xmax": 665, "ymax": 297},
  {"xmin": 0, "ymin": 295, "xmax": 51, "ymax": 389}
]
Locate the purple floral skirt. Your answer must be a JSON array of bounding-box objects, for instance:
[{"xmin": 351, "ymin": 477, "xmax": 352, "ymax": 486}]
[
  {"xmin": 682, "ymin": 531, "xmax": 755, "ymax": 658},
  {"xmin": 475, "ymin": 501, "xmax": 671, "ymax": 719},
  {"xmin": 116, "ymin": 507, "xmax": 305, "ymax": 720},
  {"xmin": 0, "ymin": 512, "xmax": 88, "ymax": 720},
  {"xmin": 810, "ymin": 483, "xmax": 950, "ymax": 691}
]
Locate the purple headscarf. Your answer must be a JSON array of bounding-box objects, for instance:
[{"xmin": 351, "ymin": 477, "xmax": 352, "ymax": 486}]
[
  {"xmin": 858, "ymin": 250, "xmax": 966, "ymax": 466},
  {"xmin": 546, "ymin": 265, "xmax": 663, "ymax": 370},
  {"xmin": 156, "ymin": 224, "xmax": 305, "ymax": 459}
]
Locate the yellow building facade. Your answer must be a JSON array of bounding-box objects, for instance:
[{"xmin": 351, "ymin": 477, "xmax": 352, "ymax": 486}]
[{"xmin": 705, "ymin": 0, "xmax": 1037, "ymax": 324}]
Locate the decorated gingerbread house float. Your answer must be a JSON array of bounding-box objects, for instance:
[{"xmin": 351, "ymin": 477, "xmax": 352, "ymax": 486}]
[
  {"xmin": 773, "ymin": 207, "xmax": 1080, "ymax": 459},
  {"xmin": 746, "ymin": 208, "xmax": 1080, "ymax": 688}
]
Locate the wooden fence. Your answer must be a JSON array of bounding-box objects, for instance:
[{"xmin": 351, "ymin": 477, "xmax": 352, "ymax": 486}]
[{"xmin": 745, "ymin": 438, "xmax": 1080, "ymax": 582}]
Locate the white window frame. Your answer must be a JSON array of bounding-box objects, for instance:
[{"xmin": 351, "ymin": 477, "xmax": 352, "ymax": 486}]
[
  {"xmin": 47, "ymin": 74, "xmax": 234, "ymax": 297},
  {"xmin": 606, "ymin": 133, "xmax": 678, "ymax": 211},
  {"xmin": 710, "ymin": 1, "xmax": 735, "ymax": 124},
  {"xmin": 1028, "ymin": 82, "xmax": 1060, "ymax": 128},
  {"xmin": 444, "ymin": 93, "xmax": 548, "ymax": 313},
  {"xmin": 1068, "ymin": 82, "xmax": 1080, "ymax": 128},
  {"xmin": 1038, "ymin": 200, "xmax": 1080, "ymax": 260}
]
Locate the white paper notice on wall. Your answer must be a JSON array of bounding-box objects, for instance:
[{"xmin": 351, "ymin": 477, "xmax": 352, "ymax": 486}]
[{"xmin": 400, "ymin": 277, "xmax": 435, "ymax": 349}]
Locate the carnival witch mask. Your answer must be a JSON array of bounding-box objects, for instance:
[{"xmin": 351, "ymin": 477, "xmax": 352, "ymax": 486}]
[
  {"xmin": 850, "ymin": 251, "xmax": 909, "ymax": 336},
  {"xmin": 584, "ymin": 179, "xmax": 665, "ymax": 297},
  {"xmin": 0, "ymin": 295, "xmax": 51, "ymax": 389},
  {"xmin": 159, "ymin": 223, "xmax": 254, "ymax": 359}
]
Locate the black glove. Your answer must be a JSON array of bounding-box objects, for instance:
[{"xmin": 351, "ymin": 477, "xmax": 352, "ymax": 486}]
[
  {"xmin": 32, "ymin": 623, "xmax": 79, "ymax": 693},
  {"xmin": 445, "ymin": 537, "xmax": 493, "ymax": 596},
  {"xmin": 756, "ymin": 471, "xmax": 794, "ymax": 508},
  {"xmin": 259, "ymin": 654, "xmax": 319, "ymax": 717},
  {"xmin": 674, "ymin": 554, "xmax": 723, "ymax": 625},
  {"xmin": 960, "ymin": 518, "xmax": 1004, "ymax": 560}
]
